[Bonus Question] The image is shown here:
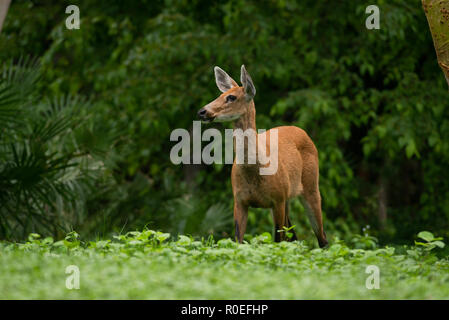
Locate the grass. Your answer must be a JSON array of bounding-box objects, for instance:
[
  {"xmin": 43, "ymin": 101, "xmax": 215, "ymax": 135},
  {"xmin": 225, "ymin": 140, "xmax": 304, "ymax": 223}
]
[{"xmin": 0, "ymin": 230, "xmax": 448, "ymax": 299}]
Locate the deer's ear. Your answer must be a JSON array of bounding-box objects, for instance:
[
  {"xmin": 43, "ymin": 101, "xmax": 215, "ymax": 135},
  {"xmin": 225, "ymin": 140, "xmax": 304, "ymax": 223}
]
[
  {"xmin": 240, "ymin": 65, "xmax": 256, "ymax": 100},
  {"xmin": 214, "ymin": 66, "xmax": 238, "ymax": 93}
]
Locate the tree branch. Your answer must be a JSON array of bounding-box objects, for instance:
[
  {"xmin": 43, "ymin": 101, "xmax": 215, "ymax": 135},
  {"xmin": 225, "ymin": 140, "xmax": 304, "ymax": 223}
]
[
  {"xmin": 422, "ymin": 0, "xmax": 449, "ymax": 89},
  {"xmin": 0, "ymin": 0, "xmax": 11, "ymax": 34}
]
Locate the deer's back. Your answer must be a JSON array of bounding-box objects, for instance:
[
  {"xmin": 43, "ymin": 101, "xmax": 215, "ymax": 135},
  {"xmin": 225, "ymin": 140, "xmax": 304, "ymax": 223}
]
[{"xmin": 272, "ymin": 126, "xmax": 317, "ymax": 155}]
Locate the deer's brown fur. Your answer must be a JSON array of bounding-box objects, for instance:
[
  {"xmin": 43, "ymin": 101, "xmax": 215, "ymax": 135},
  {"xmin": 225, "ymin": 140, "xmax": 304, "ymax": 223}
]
[{"xmin": 197, "ymin": 65, "xmax": 328, "ymax": 247}]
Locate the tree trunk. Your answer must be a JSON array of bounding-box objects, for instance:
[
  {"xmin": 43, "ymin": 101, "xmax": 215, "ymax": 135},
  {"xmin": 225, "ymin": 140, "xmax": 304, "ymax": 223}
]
[
  {"xmin": 377, "ymin": 177, "xmax": 387, "ymax": 230},
  {"xmin": 0, "ymin": 0, "xmax": 11, "ymax": 34},
  {"xmin": 422, "ymin": 0, "xmax": 449, "ymax": 89}
]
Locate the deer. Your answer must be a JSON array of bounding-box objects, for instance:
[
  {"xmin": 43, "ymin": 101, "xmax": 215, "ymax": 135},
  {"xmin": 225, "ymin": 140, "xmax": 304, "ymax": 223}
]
[{"xmin": 197, "ymin": 65, "xmax": 328, "ymax": 248}]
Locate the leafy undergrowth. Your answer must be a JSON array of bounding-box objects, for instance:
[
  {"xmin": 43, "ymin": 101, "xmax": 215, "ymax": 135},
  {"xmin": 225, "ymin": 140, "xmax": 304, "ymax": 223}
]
[{"xmin": 0, "ymin": 230, "xmax": 448, "ymax": 299}]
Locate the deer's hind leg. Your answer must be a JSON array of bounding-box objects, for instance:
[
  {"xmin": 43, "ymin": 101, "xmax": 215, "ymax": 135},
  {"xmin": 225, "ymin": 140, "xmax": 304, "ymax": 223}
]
[
  {"xmin": 284, "ymin": 200, "xmax": 297, "ymax": 241},
  {"xmin": 300, "ymin": 155, "xmax": 328, "ymax": 248},
  {"xmin": 273, "ymin": 201, "xmax": 297, "ymax": 242}
]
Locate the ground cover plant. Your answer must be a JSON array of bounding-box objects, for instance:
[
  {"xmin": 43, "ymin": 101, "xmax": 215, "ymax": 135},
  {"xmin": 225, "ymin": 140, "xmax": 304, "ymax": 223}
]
[
  {"xmin": 0, "ymin": 230, "xmax": 447, "ymax": 299},
  {"xmin": 1, "ymin": 0, "xmax": 449, "ymax": 301},
  {"xmin": 1, "ymin": 0, "xmax": 449, "ymax": 245}
]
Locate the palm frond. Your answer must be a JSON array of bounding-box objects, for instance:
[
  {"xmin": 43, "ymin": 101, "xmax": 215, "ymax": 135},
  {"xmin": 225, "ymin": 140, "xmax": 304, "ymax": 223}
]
[
  {"xmin": 0, "ymin": 79, "xmax": 21, "ymax": 128},
  {"xmin": 0, "ymin": 57, "xmax": 102, "ymax": 240},
  {"xmin": 1, "ymin": 56, "xmax": 41, "ymax": 95},
  {"xmin": 0, "ymin": 56, "xmax": 41, "ymax": 136}
]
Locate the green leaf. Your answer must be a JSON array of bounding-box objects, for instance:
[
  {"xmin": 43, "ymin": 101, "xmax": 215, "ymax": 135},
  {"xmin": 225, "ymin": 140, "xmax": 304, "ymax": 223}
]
[
  {"xmin": 28, "ymin": 233, "xmax": 41, "ymax": 241},
  {"xmin": 176, "ymin": 235, "xmax": 192, "ymax": 246},
  {"xmin": 417, "ymin": 231, "xmax": 434, "ymax": 242},
  {"xmin": 433, "ymin": 241, "xmax": 445, "ymax": 248},
  {"xmin": 405, "ymin": 140, "xmax": 417, "ymax": 158},
  {"xmin": 156, "ymin": 232, "xmax": 170, "ymax": 243}
]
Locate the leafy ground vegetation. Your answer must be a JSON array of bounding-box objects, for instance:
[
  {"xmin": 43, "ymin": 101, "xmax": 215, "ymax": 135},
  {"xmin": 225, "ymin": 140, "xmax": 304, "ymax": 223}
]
[
  {"xmin": 0, "ymin": 230, "xmax": 447, "ymax": 299},
  {"xmin": 1, "ymin": 1, "xmax": 449, "ymax": 245},
  {"xmin": 1, "ymin": 1, "xmax": 449, "ymax": 300}
]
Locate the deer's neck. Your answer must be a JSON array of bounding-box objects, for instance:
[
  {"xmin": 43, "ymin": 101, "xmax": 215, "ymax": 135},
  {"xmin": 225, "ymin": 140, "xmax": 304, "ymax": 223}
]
[
  {"xmin": 233, "ymin": 101, "xmax": 261, "ymax": 173},
  {"xmin": 234, "ymin": 100, "xmax": 256, "ymax": 132}
]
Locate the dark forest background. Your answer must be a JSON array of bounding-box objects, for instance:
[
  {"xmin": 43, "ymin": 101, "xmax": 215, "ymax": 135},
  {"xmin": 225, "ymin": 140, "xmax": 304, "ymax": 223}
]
[{"xmin": 1, "ymin": 0, "xmax": 448, "ymax": 245}]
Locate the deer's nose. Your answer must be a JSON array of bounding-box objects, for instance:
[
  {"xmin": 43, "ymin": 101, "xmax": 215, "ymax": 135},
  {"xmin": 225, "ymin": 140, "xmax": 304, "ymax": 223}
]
[{"xmin": 197, "ymin": 108, "xmax": 207, "ymax": 117}]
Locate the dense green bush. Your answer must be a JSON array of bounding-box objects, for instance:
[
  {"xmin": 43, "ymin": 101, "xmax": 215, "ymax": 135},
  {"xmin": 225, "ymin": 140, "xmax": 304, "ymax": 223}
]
[{"xmin": 1, "ymin": 0, "xmax": 448, "ymax": 243}]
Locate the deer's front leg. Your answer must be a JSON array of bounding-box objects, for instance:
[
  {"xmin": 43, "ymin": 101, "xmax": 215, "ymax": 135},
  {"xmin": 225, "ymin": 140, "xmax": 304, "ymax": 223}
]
[{"xmin": 234, "ymin": 201, "xmax": 248, "ymax": 243}]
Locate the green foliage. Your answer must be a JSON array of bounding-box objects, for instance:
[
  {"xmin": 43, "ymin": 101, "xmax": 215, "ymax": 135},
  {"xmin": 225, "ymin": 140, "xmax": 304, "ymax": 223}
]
[
  {"xmin": 278, "ymin": 225, "xmax": 296, "ymax": 240},
  {"xmin": 1, "ymin": 229, "xmax": 448, "ymax": 299},
  {"xmin": 351, "ymin": 234, "xmax": 379, "ymax": 250},
  {"xmin": 0, "ymin": 58, "xmax": 108, "ymax": 239},
  {"xmin": 415, "ymin": 231, "xmax": 445, "ymax": 251},
  {"xmin": 0, "ymin": 1, "xmax": 448, "ymax": 243}
]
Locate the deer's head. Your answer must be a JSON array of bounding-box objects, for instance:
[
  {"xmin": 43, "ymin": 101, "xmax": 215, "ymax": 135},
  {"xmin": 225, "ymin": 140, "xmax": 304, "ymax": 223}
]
[{"xmin": 197, "ymin": 65, "xmax": 256, "ymax": 123}]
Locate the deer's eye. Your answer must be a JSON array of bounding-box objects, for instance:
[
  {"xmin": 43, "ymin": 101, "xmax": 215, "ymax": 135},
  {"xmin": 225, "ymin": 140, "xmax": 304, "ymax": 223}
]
[{"xmin": 226, "ymin": 95, "xmax": 237, "ymax": 103}]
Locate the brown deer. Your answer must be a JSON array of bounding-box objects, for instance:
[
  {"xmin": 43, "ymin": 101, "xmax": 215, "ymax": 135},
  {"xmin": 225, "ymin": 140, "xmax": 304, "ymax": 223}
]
[{"xmin": 197, "ymin": 65, "xmax": 328, "ymax": 248}]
